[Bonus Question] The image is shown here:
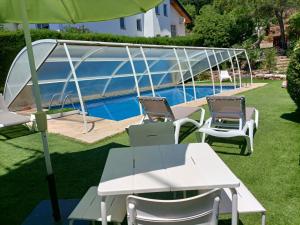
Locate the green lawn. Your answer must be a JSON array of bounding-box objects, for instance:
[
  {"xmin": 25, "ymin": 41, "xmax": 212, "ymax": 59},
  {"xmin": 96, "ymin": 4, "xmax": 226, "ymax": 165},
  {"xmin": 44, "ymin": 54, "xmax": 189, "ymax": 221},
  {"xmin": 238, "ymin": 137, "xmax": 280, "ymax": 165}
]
[{"xmin": 0, "ymin": 80, "xmax": 299, "ymax": 225}]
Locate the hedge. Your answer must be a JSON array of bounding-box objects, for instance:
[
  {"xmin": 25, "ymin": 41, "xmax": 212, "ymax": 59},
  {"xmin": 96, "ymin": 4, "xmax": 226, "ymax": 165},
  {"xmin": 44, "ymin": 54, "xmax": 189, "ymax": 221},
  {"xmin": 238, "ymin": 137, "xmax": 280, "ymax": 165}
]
[
  {"xmin": 287, "ymin": 40, "xmax": 300, "ymax": 110},
  {"xmin": 0, "ymin": 29, "xmax": 205, "ymax": 92}
]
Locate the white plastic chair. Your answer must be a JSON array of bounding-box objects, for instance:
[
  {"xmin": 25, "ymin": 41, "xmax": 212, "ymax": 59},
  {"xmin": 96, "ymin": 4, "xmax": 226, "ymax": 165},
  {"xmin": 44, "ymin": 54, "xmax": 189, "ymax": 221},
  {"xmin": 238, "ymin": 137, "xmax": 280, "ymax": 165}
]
[
  {"xmin": 220, "ymin": 70, "xmax": 232, "ymax": 82},
  {"xmin": 127, "ymin": 189, "xmax": 221, "ymax": 225},
  {"xmin": 128, "ymin": 122, "xmax": 175, "ymax": 147}
]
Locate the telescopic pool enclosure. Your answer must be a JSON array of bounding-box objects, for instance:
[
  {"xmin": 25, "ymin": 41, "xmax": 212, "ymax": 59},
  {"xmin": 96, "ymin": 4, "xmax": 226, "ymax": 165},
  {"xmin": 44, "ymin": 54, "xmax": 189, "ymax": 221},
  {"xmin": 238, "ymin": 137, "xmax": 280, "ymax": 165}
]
[{"xmin": 4, "ymin": 39, "xmax": 252, "ymax": 129}]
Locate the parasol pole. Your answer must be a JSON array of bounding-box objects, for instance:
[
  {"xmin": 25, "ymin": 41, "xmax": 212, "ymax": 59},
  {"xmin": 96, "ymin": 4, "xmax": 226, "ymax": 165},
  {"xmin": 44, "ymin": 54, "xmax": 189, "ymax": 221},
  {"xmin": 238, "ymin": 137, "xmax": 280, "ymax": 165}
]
[{"xmin": 20, "ymin": 0, "xmax": 61, "ymax": 221}]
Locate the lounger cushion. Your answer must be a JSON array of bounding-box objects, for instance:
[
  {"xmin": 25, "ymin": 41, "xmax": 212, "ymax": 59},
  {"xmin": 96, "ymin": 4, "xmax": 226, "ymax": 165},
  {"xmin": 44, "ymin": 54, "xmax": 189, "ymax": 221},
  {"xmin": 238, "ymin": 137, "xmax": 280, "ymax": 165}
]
[
  {"xmin": 172, "ymin": 106, "xmax": 199, "ymax": 120},
  {"xmin": 0, "ymin": 112, "xmax": 30, "ymax": 127}
]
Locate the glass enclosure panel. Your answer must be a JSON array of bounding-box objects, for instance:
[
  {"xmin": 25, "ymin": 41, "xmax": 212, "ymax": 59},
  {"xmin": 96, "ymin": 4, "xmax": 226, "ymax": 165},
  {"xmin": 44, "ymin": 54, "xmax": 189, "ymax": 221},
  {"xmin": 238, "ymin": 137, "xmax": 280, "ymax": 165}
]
[
  {"xmin": 5, "ymin": 41, "xmax": 56, "ymax": 108},
  {"xmin": 5, "ymin": 39, "xmax": 248, "ymax": 120}
]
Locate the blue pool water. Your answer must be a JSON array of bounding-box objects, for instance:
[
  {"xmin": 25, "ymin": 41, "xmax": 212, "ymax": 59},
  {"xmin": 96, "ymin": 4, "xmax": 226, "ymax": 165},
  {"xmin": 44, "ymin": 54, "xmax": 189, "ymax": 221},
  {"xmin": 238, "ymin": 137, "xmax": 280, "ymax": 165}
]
[{"xmin": 70, "ymin": 86, "xmax": 235, "ymax": 121}]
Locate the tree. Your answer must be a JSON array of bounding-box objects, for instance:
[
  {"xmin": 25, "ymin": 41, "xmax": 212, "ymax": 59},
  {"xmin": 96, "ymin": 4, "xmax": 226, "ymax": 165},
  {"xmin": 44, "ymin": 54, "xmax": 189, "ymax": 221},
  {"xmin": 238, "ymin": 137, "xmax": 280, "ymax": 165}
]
[
  {"xmin": 192, "ymin": 5, "xmax": 234, "ymax": 47},
  {"xmin": 288, "ymin": 12, "xmax": 300, "ymax": 41},
  {"xmin": 184, "ymin": 4, "xmax": 197, "ymax": 30},
  {"xmin": 192, "ymin": 4, "xmax": 255, "ymax": 47},
  {"xmin": 254, "ymin": 0, "xmax": 300, "ymax": 51}
]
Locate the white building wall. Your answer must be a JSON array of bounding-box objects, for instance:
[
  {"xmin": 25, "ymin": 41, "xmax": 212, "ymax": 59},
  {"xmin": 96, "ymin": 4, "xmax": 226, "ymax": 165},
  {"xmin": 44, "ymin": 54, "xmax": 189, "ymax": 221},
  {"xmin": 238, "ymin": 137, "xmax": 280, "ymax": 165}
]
[
  {"xmin": 143, "ymin": 9, "xmax": 155, "ymax": 37},
  {"xmin": 170, "ymin": 6, "xmax": 186, "ymax": 36},
  {"xmin": 6, "ymin": 0, "xmax": 187, "ymax": 37},
  {"xmin": 49, "ymin": 14, "xmax": 145, "ymax": 37},
  {"xmin": 152, "ymin": 0, "xmax": 171, "ymax": 37}
]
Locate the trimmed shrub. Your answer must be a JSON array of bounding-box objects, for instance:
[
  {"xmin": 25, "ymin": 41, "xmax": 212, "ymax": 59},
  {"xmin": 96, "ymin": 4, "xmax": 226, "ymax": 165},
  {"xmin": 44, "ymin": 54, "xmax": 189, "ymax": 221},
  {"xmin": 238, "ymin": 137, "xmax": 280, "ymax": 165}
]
[
  {"xmin": 287, "ymin": 41, "xmax": 300, "ymax": 109},
  {"xmin": 0, "ymin": 29, "xmax": 205, "ymax": 92},
  {"xmin": 262, "ymin": 48, "xmax": 277, "ymax": 72}
]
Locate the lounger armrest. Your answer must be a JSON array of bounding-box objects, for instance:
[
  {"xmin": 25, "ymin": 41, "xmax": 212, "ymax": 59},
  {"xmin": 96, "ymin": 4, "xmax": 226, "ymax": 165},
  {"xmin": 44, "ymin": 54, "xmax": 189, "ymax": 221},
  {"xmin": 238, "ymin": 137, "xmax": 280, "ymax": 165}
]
[
  {"xmin": 254, "ymin": 108, "xmax": 259, "ymax": 128},
  {"xmin": 198, "ymin": 107, "xmax": 205, "ymax": 127}
]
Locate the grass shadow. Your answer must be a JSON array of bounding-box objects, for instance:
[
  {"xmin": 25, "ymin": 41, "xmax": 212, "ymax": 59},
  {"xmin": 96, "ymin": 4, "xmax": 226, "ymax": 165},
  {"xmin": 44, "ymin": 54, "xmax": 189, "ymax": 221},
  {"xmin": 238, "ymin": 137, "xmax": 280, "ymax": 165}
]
[
  {"xmin": 0, "ymin": 141, "xmax": 128, "ymax": 225},
  {"xmin": 219, "ymin": 219, "xmax": 245, "ymax": 225},
  {"xmin": 281, "ymin": 110, "xmax": 300, "ymax": 123},
  {"xmin": 206, "ymin": 136, "xmax": 250, "ymax": 156},
  {"xmin": 0, "ymin": 125, "xmax": 35, "ymax": 140}
]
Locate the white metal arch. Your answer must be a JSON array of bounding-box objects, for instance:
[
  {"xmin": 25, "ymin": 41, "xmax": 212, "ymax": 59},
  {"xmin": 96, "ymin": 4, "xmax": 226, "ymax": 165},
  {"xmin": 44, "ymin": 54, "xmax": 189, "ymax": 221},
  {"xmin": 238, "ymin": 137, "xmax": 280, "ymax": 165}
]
[
  {"xmin": 205, "ymin": 49, "xmax": 216, "ymax": 95},
  {"xmin": 126, "ymin": 46, "xmax": 142, "ymax": 115},
  {"xmin": 60, "ymin": 47, "xmax": 104, "ymax": 102},
  {"xmin": 63, "ymin": 43, "xmax": 88, "ymax": 132},
  {"xmin": 101, "ymin": 49, "xmax": 143, "ymax": 96},
  {"xmin": 212, "ymin": 49, "xmax": 222, "ymax": 92},
  {"xmin": 140, "ymin": 46, "xmax": 155, "ymax": 96},
  {"xmin": 244, "ymin": 50, "xmax": 253, "ymax": 85},
  {"xmin": 227, "ymin": 49, "xmax": 237, "ymax": 89},
  {"xmin": 156, "ymin": 50, "xmax": 208, "ymax": 87},
  {"xmin": 184, "ymin": 48, "xmax": 197, "ymax": 100},
  {"xmin": 174, "ymin": 48, "xmax": 187, "ymax": 103},
  {"xmin": 233, "ymin": 50, "xmax": 242, "ymax": 88}
]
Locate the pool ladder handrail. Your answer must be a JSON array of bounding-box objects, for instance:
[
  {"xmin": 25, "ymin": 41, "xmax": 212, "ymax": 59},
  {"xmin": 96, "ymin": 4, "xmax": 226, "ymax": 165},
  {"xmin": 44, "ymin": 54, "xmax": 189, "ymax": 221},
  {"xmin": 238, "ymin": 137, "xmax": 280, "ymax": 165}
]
[
  {"xmin": 48, "ymin": 93, "xmax": 76, "ymax": 111},
  {"xmin": 61, "ymin": 94, "xmax": 76, "ymax": 110},
  {"xmin": 48, "ymin": 93, "xmax": 61, "ymax": 110}
]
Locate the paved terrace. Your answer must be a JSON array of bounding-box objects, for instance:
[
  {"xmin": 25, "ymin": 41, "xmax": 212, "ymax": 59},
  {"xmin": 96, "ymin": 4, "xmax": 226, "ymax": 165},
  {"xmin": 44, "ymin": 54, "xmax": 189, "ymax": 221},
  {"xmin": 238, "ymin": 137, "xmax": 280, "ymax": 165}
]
[{"xmin": 46, "ymin": 83, "xmax": 267, "ymax": 143}]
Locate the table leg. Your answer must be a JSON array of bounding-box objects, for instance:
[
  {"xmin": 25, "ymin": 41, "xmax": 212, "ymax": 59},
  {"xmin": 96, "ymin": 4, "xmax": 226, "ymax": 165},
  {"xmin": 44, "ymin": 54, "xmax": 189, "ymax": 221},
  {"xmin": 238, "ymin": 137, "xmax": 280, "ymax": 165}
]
[
  {"xmin": 101, "ymin": 196, "xmax": 107, "ymax": 225},
  {"xmin": 230, "ymin": 188, "xmax": 238, "ymax": 225}
]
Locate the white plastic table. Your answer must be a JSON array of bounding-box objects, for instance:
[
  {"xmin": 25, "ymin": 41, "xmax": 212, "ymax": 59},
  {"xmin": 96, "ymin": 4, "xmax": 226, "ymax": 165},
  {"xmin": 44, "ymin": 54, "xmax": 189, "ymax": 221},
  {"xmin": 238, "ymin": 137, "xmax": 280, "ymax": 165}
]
[{"xmin": 98, "ymin": 143, "xmax": 240, "ymax": 225}]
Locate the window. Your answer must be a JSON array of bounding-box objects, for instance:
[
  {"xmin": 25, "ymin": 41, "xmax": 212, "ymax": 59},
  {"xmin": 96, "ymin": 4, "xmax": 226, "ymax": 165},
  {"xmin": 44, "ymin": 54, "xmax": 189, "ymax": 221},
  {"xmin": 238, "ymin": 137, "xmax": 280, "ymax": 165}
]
[
  {"xmin": 36, "ymin": 24, "xmax": 49, "ymax": 29},
  {"xmin": 136, "ymin": 19, "xmax": 142, "ymax": 31},
  {"xmin": 120, "ymin": 18, "xmax": 126, "ymax": 30},
  {"xmin": 163, "ymin": 4, "xmax": 168, "ymax": 16},
  {"xmin": 171, "ymin": 25, "xmax": 177, "ymax": 37},
  {"xmin": 155, "ymin": 6, "xmax": 160, "ymax": 15}
]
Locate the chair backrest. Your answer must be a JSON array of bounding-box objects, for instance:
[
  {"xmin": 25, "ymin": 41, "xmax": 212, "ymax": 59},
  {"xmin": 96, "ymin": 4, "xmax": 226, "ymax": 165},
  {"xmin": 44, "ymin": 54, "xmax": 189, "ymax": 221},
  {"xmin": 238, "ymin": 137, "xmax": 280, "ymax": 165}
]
[
  {"xmin": 0, "ymin": 94, "xmax": 9, "ymax": 112},
  {"xmin": 127, "ymin": 189, "xmax": 221, "ymax": 225},
  {"xmin": 220, "ymin": 70, "xmax": 230, "ymax": 78},
  {"xmin": 206, "ymin": 96, "xmax": 246, "ymax": 126},
  {"xmin": 138, "ymin": 96, "xmax": 175, "ymax": 121},
  {"xmin": 128, "ymin": 122, "xmax": 175, "ymax": 147}
]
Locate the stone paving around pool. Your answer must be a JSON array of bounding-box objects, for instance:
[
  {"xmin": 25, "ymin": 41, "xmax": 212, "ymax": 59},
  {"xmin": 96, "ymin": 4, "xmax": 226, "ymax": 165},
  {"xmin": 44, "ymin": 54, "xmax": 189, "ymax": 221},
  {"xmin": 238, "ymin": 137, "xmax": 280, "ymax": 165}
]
[{"xmin": 47, "ymin": 83, "xmax": 267, "ymax": 143}]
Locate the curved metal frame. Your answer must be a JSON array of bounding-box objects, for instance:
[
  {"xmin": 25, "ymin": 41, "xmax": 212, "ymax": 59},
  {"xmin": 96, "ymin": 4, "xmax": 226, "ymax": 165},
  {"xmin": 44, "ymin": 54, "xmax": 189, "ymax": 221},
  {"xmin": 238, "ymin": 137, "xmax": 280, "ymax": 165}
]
[
  {"xmin": 184, "ymin": 48, "xmax": 197, "ymax": 100},
  {"xmin": 60, "ymin": 47, "xmax": 104, "ymax": 102},
  {"xmin": 233, "ymin": 50, "xmax": 242, "ymax": 88},
  {"xmin": 212, "ymin": 49, "xmax": 222, "ymax": 92},
  {"xmin": 244, "ymin": 50, "xmax": 253, "ymax": 85},
  {"xmin": 63, "ymin": 43, "xmax": 88, "ymax": 132},
  {"xmin": 227, "ymin": 50, "xmax": 237, "ymax": 89},
  {"xmin": 101, "ymin": 49, "xmax": 142, "ymax": 96},
  {"xmin": 205, "ymin": 50, "xmax": 216, "ymax": 95},
  {"xmin": 140, "ymin": 46, "xmax": 155, "ymax": 97},
  {"xmin": 173, "ymin": 48, "xmax": 187, "ymax": 103},
  {"xmin": 126, "ymin": 46, "xmax": 142, "ymax": 115},
  {"xmin": 156, "ymin": 50, "xmax": 207, "ymax": 87}
]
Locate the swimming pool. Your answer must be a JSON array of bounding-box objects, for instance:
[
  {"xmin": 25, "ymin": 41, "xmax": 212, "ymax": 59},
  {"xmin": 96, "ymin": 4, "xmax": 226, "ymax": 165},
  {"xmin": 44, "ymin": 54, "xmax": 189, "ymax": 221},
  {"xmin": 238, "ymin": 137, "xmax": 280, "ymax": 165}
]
[{"xmin": 69, "ymin": 85, "xmax": 235, "ymax": 121}]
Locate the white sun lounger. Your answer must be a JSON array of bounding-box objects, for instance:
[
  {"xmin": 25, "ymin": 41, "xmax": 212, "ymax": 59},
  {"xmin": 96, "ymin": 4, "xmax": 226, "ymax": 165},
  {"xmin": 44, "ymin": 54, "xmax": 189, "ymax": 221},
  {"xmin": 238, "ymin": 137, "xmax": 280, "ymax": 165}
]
[
  {"xmin": 0, "ymin": 94, "xmax": 31, "ymax": 128},
  {"xmin": 138, "ymin": 96, "xmax": 205, "ymax": 144},
  {"xmin": 199, "ymin": 96, "xmax": 259, "ymax": 154}
]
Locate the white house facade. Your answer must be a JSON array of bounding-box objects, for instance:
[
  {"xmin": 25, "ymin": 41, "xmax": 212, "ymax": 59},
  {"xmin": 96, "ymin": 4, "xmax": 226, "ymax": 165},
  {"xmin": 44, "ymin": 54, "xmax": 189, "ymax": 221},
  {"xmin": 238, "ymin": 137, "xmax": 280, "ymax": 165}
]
[{"xmin": 32, "ymin": 0, "xmax": 192, "ymax": 37}]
